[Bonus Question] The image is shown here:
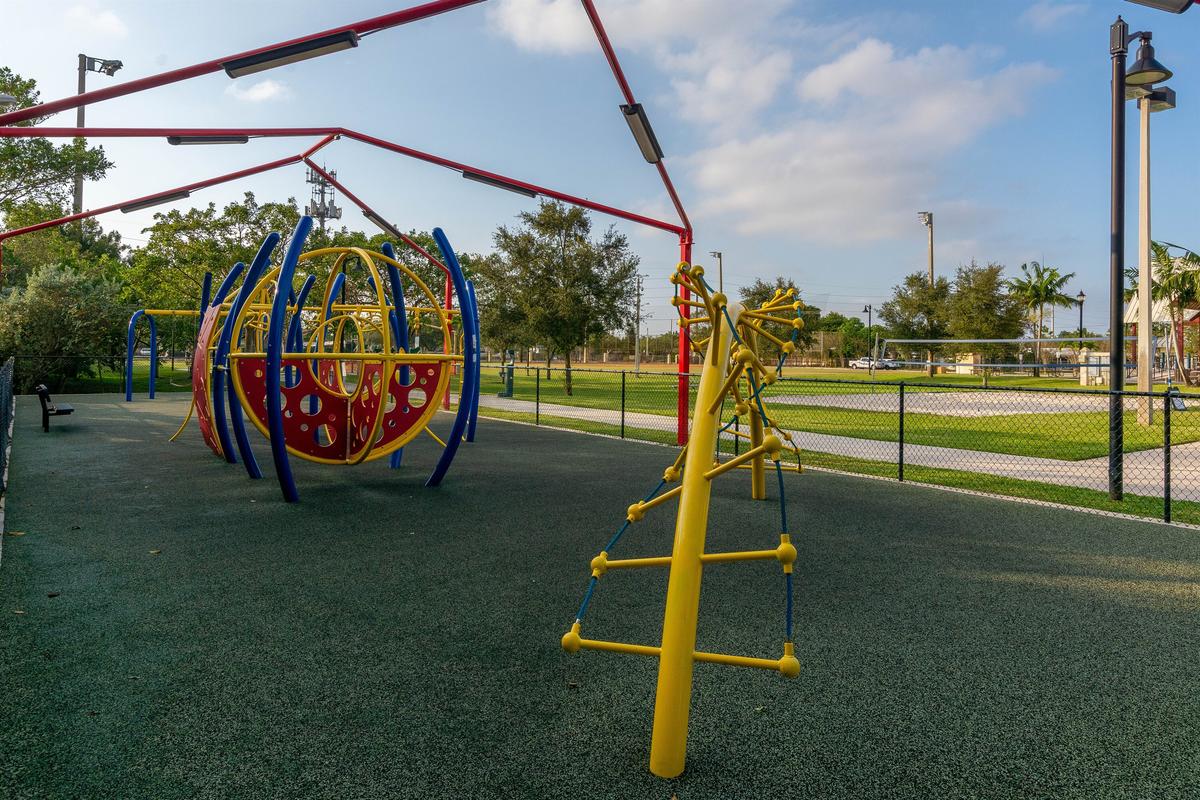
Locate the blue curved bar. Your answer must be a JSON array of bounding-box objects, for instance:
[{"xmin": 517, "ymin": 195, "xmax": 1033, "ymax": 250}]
[
  {"xmin": 214, "ymin": 249, "xmax": 274, "ymax": 470},
  {"xmin": 285, "ymin": 274, "xmax": 316, "ymax": 389},
  {"xmin": 200, "ymin": 272, "xmax": 213, "ymax": 316},
  {"xmin": 381, "ymin": 242, "xmax": 410, "ymax": 469},
  {"xmin": 212, "ymin": 262, "xmax": 246, "ymax": 308},
  {"xmin": 266, "ymin": 217, "xmax": 314, "ymax": 503},
  {"xmin": 124, "ymin": 310, "xmax": 157, "ymax": 401},
  {"xmin": 425, "ymin": 228, "xmax": 477, "ymax": 487},
  {"xmin": 465, "ymin": 279, "xmax": 481, "ymax": 443}
]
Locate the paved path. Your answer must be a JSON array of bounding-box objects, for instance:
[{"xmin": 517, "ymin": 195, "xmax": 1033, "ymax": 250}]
[
  {"xmin": 768, "ymin": 389, "xmax": 1155, "ymax": 418},
  {"xmin": 477, "ymin": 394, "xmax": 1199, "ymax": 500}
]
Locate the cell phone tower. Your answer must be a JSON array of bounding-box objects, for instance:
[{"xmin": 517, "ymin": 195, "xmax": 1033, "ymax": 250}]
[{"xmin": 305, "ymin": 164, "xmax": 342, "ymax": 232}]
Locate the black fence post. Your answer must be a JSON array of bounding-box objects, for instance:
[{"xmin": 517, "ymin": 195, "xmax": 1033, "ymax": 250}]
[
  {"xmin": 1164, "ymin": 391, "xmax": 1171, "ymax": 523},
  {"xmin": 620, "ymin": 370, "xmax": 626, "ymax": 439},
  {"xmin": 898, "ymin": 382, "xmax": 905, "ymax": 482},
  {"xmin": 535, "ymin": 368, "xmax": 541, "ymax": 426}
]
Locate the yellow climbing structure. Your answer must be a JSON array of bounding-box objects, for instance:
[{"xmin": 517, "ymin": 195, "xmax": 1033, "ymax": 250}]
[{"xmin": 562, "ymin": 261, "xmax": 806, "ymax": 779}]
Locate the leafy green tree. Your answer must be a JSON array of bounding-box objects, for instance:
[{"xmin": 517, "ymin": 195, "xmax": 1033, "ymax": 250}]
[
  {"xmin": 1149, "ymin": 241, "xmax": 1200, "ymax": 385},
  {"xmin": 1007, "ymin": 261, "xmax": 1076, "ymax": 376},
  {"xmin": 0, "ymin": 68, "xmax": 114, "ymax": 211},
  {"xmin": 947, "ymin": 261, "xmax": 1026, "ymax": 385},
  {"xmin": 476, "ymin": 201, "xmax": 638, "ymax": 395},
  {"xmin": 0, "ymin": 200, "xmax": 125, "ymax": 288},
  {"xmin": 879, "ymin": 273, "xmax": 951, "ymax": 376},
  {"xmin": 0, "ymin": 264, "xmax": 126, "ymax": 392}
]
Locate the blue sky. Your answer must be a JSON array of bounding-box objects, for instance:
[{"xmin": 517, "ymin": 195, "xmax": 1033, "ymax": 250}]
[{"xmin": 5, "ymin": 0, "xmax": 1200, "ymax": 336}]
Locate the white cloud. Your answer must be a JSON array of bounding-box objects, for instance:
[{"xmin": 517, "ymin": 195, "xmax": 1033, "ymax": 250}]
[
  {"xmin": 64, "ymin": 4, "xmax": 128, "ymax": 38},
  {"xmin": 692, "ymin": 40, "xmax": 1056, "ymax": 242},
  {"xmin": 488, "ymin": 1, "xmax": 1055, "ymax": 244},
  {"xmin": 1020, "ymin": 2, "xmax": 1087, "ymax": 33},
  {"xmin": 225, "ymin": 79, "xmax": 292, "ymax": 103}
]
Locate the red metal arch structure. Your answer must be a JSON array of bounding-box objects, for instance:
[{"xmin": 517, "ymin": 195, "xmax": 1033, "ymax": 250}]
[{"xmin": 0, "ymin": 0, "xmax": 695, "ymax": 442}]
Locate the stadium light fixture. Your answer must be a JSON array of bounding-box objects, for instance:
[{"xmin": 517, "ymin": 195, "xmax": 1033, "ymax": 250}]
[
  {"xmin": 120, "ymin": 190, "xmax": 191, "ymax": 213},
  {"xmin": 222, "ymin": 30, "xmax": 359, "ymax": 78},
  {"xmin": 362, "ymin": 209, "xmax": 403, "ymax": 241},
  {"xmin": 1125, "ymin": 0, "xmax": 1194, "ymax": 11},
  {"xmin": 168, "ymin": 135, "xmax": 251, "ymax": 145},
  {"xmin": 461, "ymin": 170, "xmax": 538, "ymax": 198},
  {"xmin": 0, "ymin": 93, "xmax": 16, "ymax": 109},
  {"xmin": 621, "ymin": 103, "xmax": 664, "ymax": 164}
]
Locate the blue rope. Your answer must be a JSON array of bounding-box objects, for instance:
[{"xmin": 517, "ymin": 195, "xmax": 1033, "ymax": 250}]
[
  {"xmin": 604, "ymin": 520, "xmax": 632, "ymax": 554},
  {"xmin": 775, "ymin": 460, "xmax": 789, "ymax": 533},
  {"xmin": 576, "ymin": 576, "xmax": 599, "ymax": 622},
  {"xmin": 575, "ymin": 477, "xmax": 669, "ymax": 623}
]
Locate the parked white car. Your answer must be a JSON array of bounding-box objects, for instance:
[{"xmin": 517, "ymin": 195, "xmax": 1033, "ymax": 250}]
[{"xmin": 849, "ymin": 357, "xmax": 874, "ymax": 369}]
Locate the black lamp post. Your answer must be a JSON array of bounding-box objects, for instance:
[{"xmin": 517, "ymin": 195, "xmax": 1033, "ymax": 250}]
[
  {"xmin": 863, "ymin": 304, "xmax": 873, "ymax": 363},
  {"xmin": 1077, "ymin": 290, "xmax": 1086, "ymax": 346},
  {"xmin": 1109, "ymin": 18, "xmax": 1172, "ymax": 501}
]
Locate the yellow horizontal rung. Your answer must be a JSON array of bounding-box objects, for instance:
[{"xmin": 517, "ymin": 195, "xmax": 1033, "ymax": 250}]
[
  {"xmin": 705, "ymin": 436, "xmax": 781, "ymax": 480},
  {"xmin": 607, "ymin": 555, "xmax": 673, "ymax": 570},
  {"xmin": 141, "ymin": 309, "xmax": 202, "ymax": 317},
  {"xmin": 693, "ymin": 651, "xmax": 781, "ymax": 671},
  {"xmin": 626, "ymin": 484, "xmax": 683, "ymax": 522},
  {"xmin": 695, "ymin": 642, "xmax": 800, "ymax": 677},
  {"xmin": 581, "ymin": 638, "xmax": 661, "ymax": 658},
  {"xmin": 700, "ymin": 549, "xmax": 779, "ymax": 564}
]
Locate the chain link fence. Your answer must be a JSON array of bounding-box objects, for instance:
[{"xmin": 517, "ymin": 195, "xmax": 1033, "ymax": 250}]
[{"xmin": 470, "ymin": 365, "xmax": 1200, "ymax": 527}]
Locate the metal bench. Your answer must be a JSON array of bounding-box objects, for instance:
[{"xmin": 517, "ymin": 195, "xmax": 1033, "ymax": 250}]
[{"xmin": 34, "ymin": 384, "xmax": 74, "ymax": 432}]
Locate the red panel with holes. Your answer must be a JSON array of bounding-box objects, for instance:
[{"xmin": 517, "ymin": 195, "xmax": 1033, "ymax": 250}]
[
  {"xmin": 233, "ymin": 356, "xmax": 444, "ymax": 463},
  {"xmin": 192, "ymin": 306, "xmax": 223, "ymax": 458}
]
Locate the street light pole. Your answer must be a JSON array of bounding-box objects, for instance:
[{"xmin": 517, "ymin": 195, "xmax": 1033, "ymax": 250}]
[
  {"xmin": 1077, "ymin": 291, "xmax": 1086, "ymax": 347},
  {"xmin": 1134, "ymin": 85, "xmax": 1176, "ymax": 422},
  {"xmin": 863, "ymin": 304, "xmax": 873, "ymax": 378},
  {"xmin": 1110, "ymin": 19, "xmax": 1129, "ymax": 501},
  {"xmin": 918, "ymin": 211, "xmax": 934, "ymax": 377},
  {"xmin": 1110, "ymin": 18, "xmax": 1173, "ymax": 499},
  {"xmin": 708, "ymin": 250, "xmax": 723, "ymax": 293},
  {"xmin": 74, "ymin": 54, "xmax": 123, "ymax": 215}
]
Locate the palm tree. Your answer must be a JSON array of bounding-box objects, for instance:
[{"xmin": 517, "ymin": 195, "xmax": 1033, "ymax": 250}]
[
  {"xmin": 1150, "ymin": 241, "xmax": 1200, "ymax": 385},
  {"xmin": 1008, "ymin": 262, "xmax": 1077, "ymax": 376}
]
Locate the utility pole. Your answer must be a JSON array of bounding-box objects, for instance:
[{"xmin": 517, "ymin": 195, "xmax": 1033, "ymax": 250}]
[
  {"xmin": 708, "ymin": 250, "xmax": 723, "ymax": 293},
  {"xmin": 305, "ymin": 165, "xmax": 343, "ymax": 232},
  {"xmin": 633, "ymin": 274, "xmax": 644, "ymax": 373},
  {"xmin": 75, "ymin": 54, "xmax": 123, "ymax": 215}
]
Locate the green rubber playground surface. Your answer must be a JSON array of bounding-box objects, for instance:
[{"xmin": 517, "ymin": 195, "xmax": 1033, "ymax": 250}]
[{"xmin": 2, "ymin": 394, "xmax": 1199, "ymax": 799}]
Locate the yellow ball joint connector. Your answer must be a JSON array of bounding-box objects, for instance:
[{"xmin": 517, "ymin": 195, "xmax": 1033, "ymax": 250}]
[{"xmin": 562, "ymin": 260, "xmax": 806, "ymax": 780}]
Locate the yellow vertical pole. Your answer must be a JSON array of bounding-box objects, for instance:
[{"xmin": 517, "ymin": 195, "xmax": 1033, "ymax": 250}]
[
  {"xmin": 649, "ymin": 300, "xmax": 740, "ymax": 779},
  {"xmin": 747, "ymin": 331, "xmax": 766, "ymax": 500}
]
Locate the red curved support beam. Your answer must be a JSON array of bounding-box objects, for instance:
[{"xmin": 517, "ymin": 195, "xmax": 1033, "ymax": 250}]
[
  {"xmin": 0, "ymin": 126, "xmax": 686, "ymax": 236},
  {"xmin": 0, "ymin": 1, "xmax": 486, "ymax": 128}
]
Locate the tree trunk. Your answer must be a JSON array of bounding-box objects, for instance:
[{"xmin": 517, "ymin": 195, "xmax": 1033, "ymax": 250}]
[
  {"xmin": 545, "ymin": 351, "xmax": 553, "ymax": 381},
  {"xmin": 564, "ymin": 350, "xmax": 573, "ymax": 396},
  {"xmin": 1174, "ymin": 308, "xmax": 1191, "ymax": 386},
  {"xmin": 926, "ymin": 349, "xmax": 934, "ymax": 378}
]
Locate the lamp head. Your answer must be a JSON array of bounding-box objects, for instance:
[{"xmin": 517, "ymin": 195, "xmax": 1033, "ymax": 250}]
[
  {"xmin": 1126, "ymin": 34, "xmax": 1172, "ymax": 85},
  {"xmin": 917, "ymin": 211, "xmax": 933, "ymax": 227},
  {"xmin": 1077, "ymin": 290, "xmax": 1087, "ymax": 303}
]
